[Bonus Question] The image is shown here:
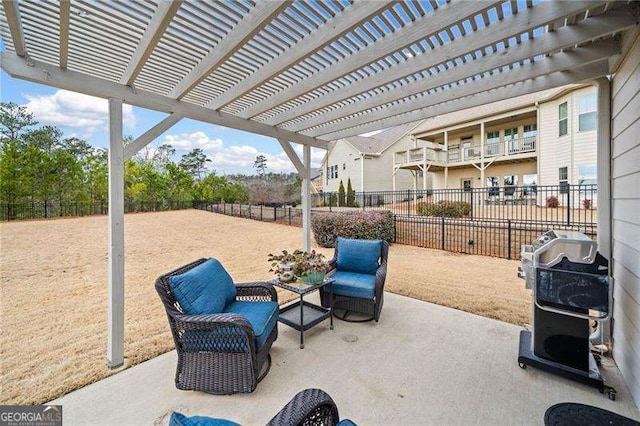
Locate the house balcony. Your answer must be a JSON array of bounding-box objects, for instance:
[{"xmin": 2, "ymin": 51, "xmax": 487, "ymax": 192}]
[{"xmin": 394, "ymin": 136, "xmax": 537, "ymax": 171}]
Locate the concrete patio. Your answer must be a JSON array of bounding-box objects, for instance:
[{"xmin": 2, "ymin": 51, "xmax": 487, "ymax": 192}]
[{"xmin": 52, "ymin": 292, "xmax": 638, "ymax": 425}]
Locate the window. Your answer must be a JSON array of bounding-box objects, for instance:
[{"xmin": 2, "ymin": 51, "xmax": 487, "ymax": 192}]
[
  {"xmin": 504, "ymin": 128, "xmax": 518, "ymax": 140},
  {"xmin": 486, "ymin": 131, "xmax": 500, "ymax": 143},
  {"xmin": 523, "ymin": 124, "xmax": 537, "ymax": 137},
  {"xmin": 504, "ymin": 175, "xmax": 518, "ymax": 197},
  {"xmin": 523, "ymin": 174, "xmax": 537, "ymax": 196},
  {"xmin": 328, "ymin": 165, "xmax": 339, "ymax": 180},
  {"xmin": 578, "ymin": 164, "xmax": 597, "ymax": 191},
  {"xmin": 462, "ymin": 178, "xmax": 472, "ymax": 192},
  {"xmin": 578, "ymin": 93, "xmax": 597, "ymax": 131},
  {"xmin": 342, "ymin": 163, "xmax": 346, "ymax": 170},
  {"xmin": 559, "ymin": 167, "xmax": 569, "ymax": 193},
  {"xmin": 487, "ymin": 176, "xmax": 500, "ymax": 196},
  {"xmin": 486, "ymin": 131, "xmax": 501, "ymax": 156},
  {"xmin": 559, "ymin": 102, "xmax": 568, "ymax": 136}
]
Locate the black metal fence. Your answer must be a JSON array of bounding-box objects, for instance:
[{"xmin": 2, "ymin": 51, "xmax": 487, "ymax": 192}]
[
  {"xmin": 194, "ymin": 184, "xmax": 598, "ymax": 260},
  {"xmin": 0, "ymin": 200, "xmax": 193, "ymax": 221},
  {"xmin": 313, "ymin": 184, "xmax": 598, "ymax": 226}
]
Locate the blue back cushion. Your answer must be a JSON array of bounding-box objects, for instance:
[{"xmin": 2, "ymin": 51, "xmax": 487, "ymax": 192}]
[
  {"xmin": 170, "ymin": 412, "xmax": 239, "ymax": 426},
  {"xmin": 336, "ymin": 237, "xmax": 382, "ymax": 275},
  {"xmin": 169, "ymin": 259, "xmax": 236, "ymax": 315}
]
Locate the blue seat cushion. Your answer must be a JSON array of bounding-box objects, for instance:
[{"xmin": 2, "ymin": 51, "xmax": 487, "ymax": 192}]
[
  {"xmin": 224, "ymin": 300, "xmax": 279, "ymax": 350},
  {"xmin": 336, "ymin": 237, "xmax": 382, "ymax": 275},
  {"xmin": 170, "ymin": 412, "xmax": 239, "ymax": 426},
  {"xmin": 169, "ymin": 258, "xmax": 236, "ymax": 315},
  {"xmin": 338, "ymin": 420, "xmax": 358, "ymax": 426},
  {"xmin": 325, "ymin": 271, "xmax": 376, "ymax": 299}
]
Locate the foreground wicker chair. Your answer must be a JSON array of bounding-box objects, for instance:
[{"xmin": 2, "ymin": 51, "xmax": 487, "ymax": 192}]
[
  {"xmin": 170, "ymin": 388, "xmax": 356, "ymax": 426},
  {"xmin": 320, "ymin": 237, "xmax": 389, "ymax": 322},
  {"xmin": 156, "ymin": 258, "xmax": 278, "ymax": 394}
]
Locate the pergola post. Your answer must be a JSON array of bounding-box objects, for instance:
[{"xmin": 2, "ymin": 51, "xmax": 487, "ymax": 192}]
[
  {"xmin": 107, "ymin": 98, "xmax": 125, "ymax": 369},
  {"xmin": 302, "ymin": 145, "xmax": 311, "ymax": 252}
]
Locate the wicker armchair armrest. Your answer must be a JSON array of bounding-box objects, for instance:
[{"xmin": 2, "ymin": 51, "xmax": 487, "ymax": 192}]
[
  {"xmin": 267, "ymin": 388, "xmax": 339, "ymax": 426},
  {"xmin": 235, "ymin": 282, "xmax": 278, "ymax": 302},
  {"xmin": 374, "ymin": 260, "xmax": 387, "ymax": 297},
  {"xmin": 326, "ymin": 258, "xmax": 337, "ymax": 273},
  {"xmin": 172, "ymin": 312, "xmax": 256, "ymax": 353}
]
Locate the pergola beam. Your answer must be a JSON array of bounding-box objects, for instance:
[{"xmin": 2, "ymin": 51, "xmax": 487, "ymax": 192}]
[
  {"xmin": 205, "ymin": 0, "xmax": 391, "ymax": 110},
  {"xmin": 120, "ymin": 1, "xmax": 183, "ymax": 86},
  {"xmin": 239, "ymin": 0, "xmax": 503, "ymax": 119},
  {"xmin": 277, "ymin": 138, "xmax": 307, "ymax": 176},
  {"xmin": 169, "ymin": 0, "xmax": 289, "ymax": 100},
  {"xmin": 0, "ymin": 52, "xmax": 328, "ymax": 149},
  {"xmin": 2, "ymin": 0, "xmax": 26, "ymax": 57},
  {"xmin": 59, "ymin": 1, "xmax": 70, "ymax": 69},
  {"xmin": 320, "ymin": 59, "xmax": 610, "ymax": 141},
  {"xmin": 271, "ymin": 0, "xmax": 604, "ymax": 128},
  {"xmin": 292, "ymin": 9, "xmax": 633, "ymax": 134},
  {"xmin": 312, "ymin": 40, "xmax": 616, "ymax": 138},
  {"xmin": 124, "ymin": 113, "xmax": 184, "ymax": 160}
]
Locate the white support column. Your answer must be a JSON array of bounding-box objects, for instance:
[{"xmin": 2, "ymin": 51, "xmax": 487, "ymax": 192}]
[
  {"xmin": 480, "ymin": 122, "xmax": 486, "ymax": 185},
  {"xmin": 413, "ymin": 170, "xmax": 418, "ymax": 203},
  {"xmin": 302, "ymin": 145, "xmax": 311, "ymax": 252},
  {"xmin": 423, "ymin": 161, "xmax": 428, "ymax": 190},
  {"xmin": 444, "ymin": 131, "xmax": 449, "ymax": 189},
  {"xmin": 594, "ymin": 77, "xmax": 612, "ymax": 346},
  {"xmin": 107, "ymin": 98, "xmax": 125, "ymax": 369}
]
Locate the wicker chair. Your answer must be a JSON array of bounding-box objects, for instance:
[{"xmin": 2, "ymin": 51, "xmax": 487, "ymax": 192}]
[
  {"xmin": 156, "ymin": 258, "xmax": 278, "ymax": 394},
  {"xmin": 320, "ymin": 238, "xmax": 389, "ymax": 322},
  {"xmin": 170, "ymin": 388, "xmax": 356, "ymax": 426}
]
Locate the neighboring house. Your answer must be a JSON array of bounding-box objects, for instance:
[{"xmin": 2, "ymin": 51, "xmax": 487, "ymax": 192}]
[
  {"xmin": 321, "ymin": 85, "xmax": 599, "ymax": 199},
  {"xmin": 320, "ymin": 122, "xmax": 422, "ymax": 193},
  {"xmin": 393, "ymin": 84, "xmax": 598, "ymax": 195}
]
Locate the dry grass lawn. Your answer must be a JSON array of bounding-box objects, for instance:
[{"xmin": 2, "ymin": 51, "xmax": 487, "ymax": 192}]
[{"xmin": 0, "ymin": 210, "xmax": 530, "ymax": 405}]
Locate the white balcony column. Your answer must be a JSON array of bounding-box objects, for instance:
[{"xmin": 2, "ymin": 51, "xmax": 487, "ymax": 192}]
[
  {"xmin": 480, "ymin": 122, "xmax": 486, "ymax": 185},
  {"xmin": 413, "ymin": 170, "xmax": 418, "ymax": 203},
  {"xmin": 423, "ymin": 160, "xmax": 428, "ymax": 190},
  {"xmin": 444, "ymin": 167, "xmax": 449, "ymax": 189},
  {"xmin": 360, "ymin": 154, "xmax": 365, "ymax": 193},
  {"xmin": 444, "ymin": 131, "xmax": 449, "ymax": 188},
  {"xmin": 302, "ymin": 144, "xmax": 311, "ymax": 252},
  {"xmin": 107, "ymin": 97, "xmax": 125, "ymax": 369}
]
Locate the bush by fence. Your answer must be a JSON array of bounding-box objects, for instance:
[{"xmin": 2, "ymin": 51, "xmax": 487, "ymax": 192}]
[
  {"xmin": 416, "ymin": 200, "xmax": 471, "ymax": 218},
  {"xmin": 311, "ymin": 210, "xmax": 395, "ymax": 248}
]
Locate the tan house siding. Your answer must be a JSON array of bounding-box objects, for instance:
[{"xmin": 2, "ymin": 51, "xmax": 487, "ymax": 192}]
[
  {"xmin": 611, "ymin": 33, "xmax": 640, "ymax": 408},
  {"xmin": 538, "ymin": 86, "xmax": 598, "ymax": 186},
  {"xmin": 432, "ymin": 162, "xmax": 537, "ymax": 190},
  {"xmin": 323, "ymin": 141, "xmax": 360, "ymax": 193}
]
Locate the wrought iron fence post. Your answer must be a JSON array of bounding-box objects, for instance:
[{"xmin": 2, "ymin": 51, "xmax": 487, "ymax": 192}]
[
  {"xmin": 507, "ymin": 219, "xmax": 512, "ymax": 260},
  {"xmin": 274, "ymin": 207, "xmax": 277, "ymax": 222},
  {"xmin": 470, "ymin": 190, "xmax": 474, "ymax": 219},
  {"xmin": 44, "ymin": 200, "xmax": 48, "ymax": 218},
  {"xmin": 260, "ymin": 205, "xmax": 263, "ymax": 221},
  {"xmin": 441, "ymin": 216, "xmax": 445, "ymax": 250},
  {"xmin": 566, "ymin": 186, "xmax": 571, "ymax": 226},
  {"xmin": 288, "ymin": 207, "xmax": 292, "ymax": 225}
]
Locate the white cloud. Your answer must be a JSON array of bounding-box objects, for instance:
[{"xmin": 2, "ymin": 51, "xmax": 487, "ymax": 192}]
[
  {"xmin": 358, "ymin": 129, "xmax": 384, "ymax": 137},
  {"xmin": 23, "ymin": 90, "xmax": 136, "ymax": 137},
  {"xmin": 161, "ymin": 131, "xmax": 323, "ymax": 174}
]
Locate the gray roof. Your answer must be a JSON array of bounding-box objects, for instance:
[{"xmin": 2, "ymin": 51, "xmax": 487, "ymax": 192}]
[{"xmin": 342, "ymin": 122, "xmax": 419, "ymax": 154}]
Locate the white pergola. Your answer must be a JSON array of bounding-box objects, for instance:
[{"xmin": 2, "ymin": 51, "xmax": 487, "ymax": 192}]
[{"xmin": 1, "ymin": 0, "xmax": 636, "ymax": 368}]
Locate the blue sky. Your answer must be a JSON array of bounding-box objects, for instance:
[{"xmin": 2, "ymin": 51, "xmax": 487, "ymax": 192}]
[{"xmin": 0, "ymin": 69, "xmax": 324, "ymax": 175}]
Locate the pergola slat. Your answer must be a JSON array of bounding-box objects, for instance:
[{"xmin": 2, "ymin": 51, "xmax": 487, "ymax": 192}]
[
  {"xmin": 0, "ymin": 52, "xmax": 327, "ymax": 149},
  {"xmin": 267, "ymin": 0, "xmax": 605, "ymax": 129},
  {"xmin": 319, "ymin": 59, "xmax": 611, "ymax": 141},
  {"xmin": 295, "ymin": 11, "xmax": 634, "ymax": 134},
  {"xmin": 168, "ymin": 0, "xmax": 289, "ymax": 100},
  {"xmin": 239, "ymin": 0, "xmax": 504, "ymax": 120},
  {"xmin": 120, "ymin": 1, "xmax": 183, "ymax": 86},
  {"xmin": 204, "ymin": 1, "xmax": 391, "ymax": 111}
]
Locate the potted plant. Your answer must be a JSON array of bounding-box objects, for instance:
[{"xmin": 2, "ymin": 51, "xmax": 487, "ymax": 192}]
[
  {"xmin": 293, "ymin": 250, "xmax": 327, "ymax": 285},
  {"xmin": 267, "ymin": 250, "xmax": 297, "ymax": 283}
]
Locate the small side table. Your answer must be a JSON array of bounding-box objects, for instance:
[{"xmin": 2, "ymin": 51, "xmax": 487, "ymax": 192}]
[{"xmin": 272, "ymin": 277, "xmax": 335, "ymax": 349}]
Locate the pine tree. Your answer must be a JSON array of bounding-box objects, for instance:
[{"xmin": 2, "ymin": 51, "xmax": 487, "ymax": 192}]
[
  {"xmin": 338, "ymin": 180, "xmax": 345, "ymax": 207},
  {"xmin": 346, "ymin": 178, "xmax": 355, "ymax": 207}
]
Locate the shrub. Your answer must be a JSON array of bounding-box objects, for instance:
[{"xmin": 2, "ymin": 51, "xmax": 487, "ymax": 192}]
[
  {"xmin": 311, "ymin": 210, "xmax": 394, "ymax": 248},
  {"xmin": 546, "ymin": 196, "xmax": 559, "ymax": 208},
  {"xmin": 346, "ymin": 178, "xmax": 356, "ymax": 207},
  {"xmin": 582, "ymin": 198, "xmax": 592, "ymax": 209},
  {"xmin": 416, "ymin": 200, "xmax": 471, "ymax": 218}
]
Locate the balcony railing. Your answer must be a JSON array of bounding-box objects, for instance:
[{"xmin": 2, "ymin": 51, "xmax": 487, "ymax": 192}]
[{"xmin": 395, "ymin": 136, "xmax": 536, "ymax": 166}]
